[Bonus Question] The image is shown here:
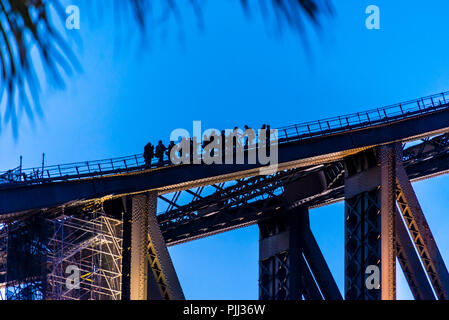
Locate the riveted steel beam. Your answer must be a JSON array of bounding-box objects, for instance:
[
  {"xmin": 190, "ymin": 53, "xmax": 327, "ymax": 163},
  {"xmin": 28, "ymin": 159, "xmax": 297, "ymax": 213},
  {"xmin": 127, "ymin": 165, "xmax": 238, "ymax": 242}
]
[
  {"xmin": 344, "ymin": 146, "xmax": 398, "ymax": 300},
  {"xmin": 129, "ymin": 194, "xmax": 150, "ymax": 300},
  {"xmin": 259, "ymin": 206, "xmax": 341, "ymax": 300},
  {"xmin": 158, "ymin": 133, "xmax": 449, "ymax": 246},
  {"xmin": 123, "ymin": 192, "xmax": 184, "ymax": 300},
  {"xmin": 299, "ymin": 254, "xmax": 323, "ymax": 300},
  {"xmin": 258, "ymin": 207, "xmax": 308, "ymax": 300},
  {"xmin": 395, "ymin": 208, "xmax": 435, "ymax": 300},
  {"xmin": 396, "ymin": 157, "xmax": 449, "ymax": 300},
  {"xmin": 380, "ymin": 145, "xmax": 397, "ymax": 300},
  {"xmin": 259, "ymin": 213, "xmax": 299, "ymax": 300},
  {"xmin": 299, "ymin": 223, "xmax": 342, "ymax": 300},
  {"xmin": 344, "ymin": 149, "xmax": 382, "ymax": 300},
  {"xmin": 146, "ymin": 191, "xmax": 185, "ymax": 300},
  {"xmin": 121, "ymin": 196, "xmax": 132, "ymax": 300},
  {"xmin": 344, "ymin": 188, "xmax": 381, "ymax": 300}
]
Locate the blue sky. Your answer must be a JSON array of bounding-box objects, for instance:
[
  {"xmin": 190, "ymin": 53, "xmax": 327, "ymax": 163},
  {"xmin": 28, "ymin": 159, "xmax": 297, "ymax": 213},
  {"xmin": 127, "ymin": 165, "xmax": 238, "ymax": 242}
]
[{"xmin": 2, "ymin": 0, "xmax": 449, "ymax": 299}]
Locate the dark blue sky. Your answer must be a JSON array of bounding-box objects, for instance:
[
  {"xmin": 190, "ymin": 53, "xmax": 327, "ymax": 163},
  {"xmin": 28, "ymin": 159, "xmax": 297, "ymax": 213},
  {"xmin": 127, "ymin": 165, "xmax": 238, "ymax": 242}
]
[{"xmin": 2, "ymin": 0, "xmax": 449, "ymax": 299}]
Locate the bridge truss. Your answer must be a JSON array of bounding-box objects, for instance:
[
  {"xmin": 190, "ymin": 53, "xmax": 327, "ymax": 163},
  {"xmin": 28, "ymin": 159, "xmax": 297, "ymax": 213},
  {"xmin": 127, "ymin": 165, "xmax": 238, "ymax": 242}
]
[{"xmin": 1, "ymin": 92, "xmax": 449, "ymax": 300}]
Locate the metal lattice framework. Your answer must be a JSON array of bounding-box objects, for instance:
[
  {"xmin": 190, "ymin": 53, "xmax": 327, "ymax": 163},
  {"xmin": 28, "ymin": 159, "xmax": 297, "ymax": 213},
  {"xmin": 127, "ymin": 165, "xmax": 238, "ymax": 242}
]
[
  {"xmin": 258, "ymin": 206, "xmax": 342, "ymax": 300},
  {"xmin": 259, "ymin": 251, "xmax": 290, "ymax": 300},
  {"xmin": 158, "ymin": 133, "xmax": 449, "ymax": 245},
  {"xmin": 2, "ymin": 92, "xmax": 449, "ymax": 300},
  {"xmin": 2, "ymin": 216, "xmax": 50, "ymax": 300},
  {"xmin": 0, "ymin": 224, "xmax": 7, "ymax": 298},
  {"xmin": 395, "ymin": 162, "xmax": 449, "ymax": 300},
  {"xmin": 1, "ymin": 134, "xmax": 447, "ymax": 300},
  {"xmin": 1, "ymin": 91, "xmax": 448, "ymax": 187},
  {"xmin": 344, "ymin": 189, "xmax": 381, "ymax": 300},
  {"xmin": 46, "ymin": 213, "xmax": 123, "ymax": 300}
]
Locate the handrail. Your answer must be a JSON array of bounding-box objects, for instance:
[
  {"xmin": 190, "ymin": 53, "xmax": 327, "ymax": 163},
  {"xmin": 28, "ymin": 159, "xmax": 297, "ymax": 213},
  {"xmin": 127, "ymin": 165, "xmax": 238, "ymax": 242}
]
[{"xmin": 1, "ymin": 91, "xmax": 449, "ymax": 186}]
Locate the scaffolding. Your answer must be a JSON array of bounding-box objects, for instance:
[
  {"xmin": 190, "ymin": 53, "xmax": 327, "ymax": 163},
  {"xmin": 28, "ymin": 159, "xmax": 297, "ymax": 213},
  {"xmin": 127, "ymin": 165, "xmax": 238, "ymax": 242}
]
[
  {"xmin": 0, "ymin": 209, "xmax": 123, "ymax": 300},
  {"xmin": 46, "ymin": 214, "xmax": 123, "ymax": 300},
  {"xmin": 0, "ymin": 224, "xmax": 7, "ymax": 300},
  {"xmin": 3, "ymin": 215, "xmax": 50, "ymax": 300}
]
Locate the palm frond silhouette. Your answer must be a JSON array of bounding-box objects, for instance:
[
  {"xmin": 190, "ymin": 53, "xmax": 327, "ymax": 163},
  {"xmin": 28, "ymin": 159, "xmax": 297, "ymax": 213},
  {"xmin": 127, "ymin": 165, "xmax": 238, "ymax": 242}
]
[{"xmin": 0, "ymin": 0, "xmax": 333, "ymax": 137}]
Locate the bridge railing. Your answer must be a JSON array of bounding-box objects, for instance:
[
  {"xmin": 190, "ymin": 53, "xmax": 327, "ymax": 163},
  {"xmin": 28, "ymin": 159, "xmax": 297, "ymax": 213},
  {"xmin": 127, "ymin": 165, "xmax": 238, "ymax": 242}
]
[
  {"xmin": 1, "ymin": 91, "xmax": 449, "ymax": 186},
  {"xmin": 277, "ymin": 91, "xmax": 449, "ymax": 142},
  {"xmin": 0, "ymin": 154, "xmax": 151, "ymax": 185},
  {"xmin": 35, "ymin": 154, "xmax": 147, "ymax": 178}
]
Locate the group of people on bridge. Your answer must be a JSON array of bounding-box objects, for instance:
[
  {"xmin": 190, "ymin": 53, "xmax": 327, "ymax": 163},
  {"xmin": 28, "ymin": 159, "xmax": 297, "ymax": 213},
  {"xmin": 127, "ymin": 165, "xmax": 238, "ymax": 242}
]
[
  {"xmin": 143, "ymin": 140, "xmax": 175, "ymax": 167},
  {"xmin": 143, "ymin": 124, "xmax": 272, "ymax": 168}
]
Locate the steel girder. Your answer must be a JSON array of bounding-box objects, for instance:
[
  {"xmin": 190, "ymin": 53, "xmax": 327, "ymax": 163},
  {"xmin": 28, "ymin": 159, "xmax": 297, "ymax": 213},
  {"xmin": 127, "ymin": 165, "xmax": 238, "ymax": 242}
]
[
  {"xmin": 344, "ymin": 149, "xmax": 384, "ymax": 300},
  {"xmin": 344, "ymin": 144, "xmax": 449, "ymax": 300},
  {"xmin": 396, "ymin": 157, "xmax": 449, "ymax": 300},
  {"xmin": 162, "ymin": 163, "xmax": 345, "ymax": 245},
  {"xmin": 121, "ymin": 197, "xmax": 132, "ymax": 299},
  {"xmin": 402, "ymin": 134, "xmax": 449, "ymax": 168},
  {"xmin": 157, "ymin": 133, "xmax": 449, "ymax": 244},
  {"xmin": 130, "ymin": 194, "xmax": 150, "ymax": 300},
  {"xmin": 158, "ymin": 163, "xmax": 344, "ymax": 227},
  {"xmin": 395, "ymin": 207, "xmax": 435, "ymax": 300},
  {"xmin": 298, "ymin": 214, "xmax": 342, "ymax": 300},
  {"xmin": 345, "ymin": 188, "xmax": 381, "ymax": 300},
  {"xmin": 4, "ymin": 132, "xmax": 449, "ymax": 245},
  {"xmin": 160, "ymin": 133, "xmax": 449, "ymax": 228},
  {"xmin": 258, "ymin": 208, "xmax": 309, "ymax": 300},
  {"xmin": 259, "ymin": 250, "xmax": 295, "ymax": 300},
  {"xmin": 380, "ymin": 145, "xmax": 397, "ymax": 300},
  {"xmin": 146, "ymin": 194, "xmax": 185, "ymax": 300},
  {"xmin": 39, "ymin": 133, "xmax": 449, "ymax": 249},
  {"xmin": 121, "ymin": 192, "xmax": 184, "ymax": 300},
  {"xmin": 258, "ymin": 206, "xmax": 341, "ymax": 300}
]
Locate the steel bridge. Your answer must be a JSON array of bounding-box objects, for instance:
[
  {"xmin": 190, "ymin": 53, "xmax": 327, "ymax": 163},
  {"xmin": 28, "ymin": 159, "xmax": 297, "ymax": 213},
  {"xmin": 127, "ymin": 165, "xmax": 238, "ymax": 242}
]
[{"xmin": 1, "ymin": 91, "xmax": 449, "ymax": 300}]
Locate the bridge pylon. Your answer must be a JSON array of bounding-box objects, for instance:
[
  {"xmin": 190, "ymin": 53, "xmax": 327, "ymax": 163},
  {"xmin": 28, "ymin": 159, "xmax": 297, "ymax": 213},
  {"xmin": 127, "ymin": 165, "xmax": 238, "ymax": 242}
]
[
  {"xmin": 121, "ymin": 192, "xmax": 184, "ymax": 300},
  {"xmin": 258, "ymin": 206, "xmax": 341, "ymax": 300},
  {"xmin": 344, "ymin": 144, "xmax": 449, "ymax": 300}
]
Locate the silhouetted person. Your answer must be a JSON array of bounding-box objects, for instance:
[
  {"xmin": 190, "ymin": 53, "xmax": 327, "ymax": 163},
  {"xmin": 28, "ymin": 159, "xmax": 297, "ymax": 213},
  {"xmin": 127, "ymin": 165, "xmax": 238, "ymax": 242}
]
[
  {"xmin": 167, "ymin": 141, "xmax": 175, "ymax": 164},
  {"xmin": 155, "ymin": 140, "xmax": 167, "ymax": 166},
  {"xmin": 242, "ymin": 124, "xmax": 251, "ymax": 159},
  {"xmin": 202, "ymin": 134, "xmax": 209, "ymax": 150},
  {"xmin": 144, "ymin": 142, "xmax": 154, "ymax": 167},
  {"xmin": 233, "ymin": 127, "xmax": 240, "ymax": 163},
  {"xmin": 203, "ymin": 133, "xmax": 215, "ymax": 158},
  {"xmin": 221, "ymin": 130, "xmax": 226, "ymax": 163},
  {"xmin": 266, "ymin": 124, "xmax": 271, "ymax": 156},
  {"xmin": 258, "ymin": 124, "xmax": 268, "ymax": 151},
  {"xmin": 189, "ymin": 138, "xmax": 195, "ymax": 163},
  {"xmin": 233, "ymin": 127, "xmax": 240, "ymax": 146}
]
